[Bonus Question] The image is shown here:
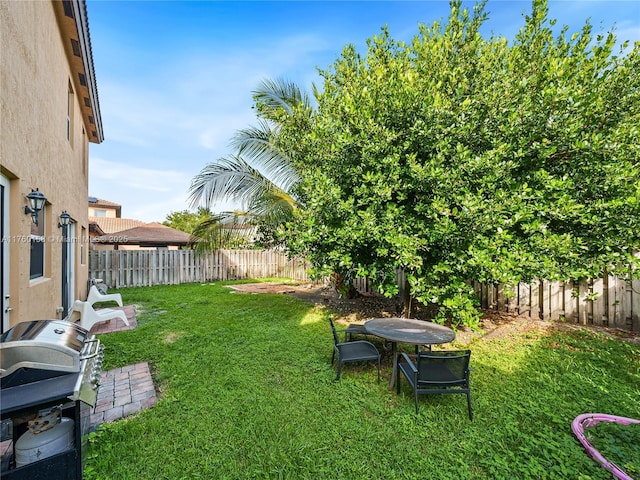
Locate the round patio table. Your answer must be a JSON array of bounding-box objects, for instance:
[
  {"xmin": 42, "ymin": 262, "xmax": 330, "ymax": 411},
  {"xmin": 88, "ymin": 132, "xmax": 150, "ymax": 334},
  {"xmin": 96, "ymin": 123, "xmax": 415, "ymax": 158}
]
[{"xmin": 364, "ymin": 317, "xmax": 455, "ymax": 389}]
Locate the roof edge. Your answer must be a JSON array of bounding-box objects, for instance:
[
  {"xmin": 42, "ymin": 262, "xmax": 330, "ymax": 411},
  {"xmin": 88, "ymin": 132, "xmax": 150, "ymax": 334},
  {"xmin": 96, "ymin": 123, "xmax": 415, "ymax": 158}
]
[{"xmin": 71, "ymin": 0, "xmax": 103, "ymax": 143}]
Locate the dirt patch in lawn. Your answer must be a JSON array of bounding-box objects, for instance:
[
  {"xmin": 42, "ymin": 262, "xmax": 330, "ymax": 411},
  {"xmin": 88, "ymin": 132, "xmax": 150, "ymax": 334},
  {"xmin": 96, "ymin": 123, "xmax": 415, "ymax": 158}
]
[{"xmin": 228, "ymin": 282, "xmax": 640, "ymax": 345}]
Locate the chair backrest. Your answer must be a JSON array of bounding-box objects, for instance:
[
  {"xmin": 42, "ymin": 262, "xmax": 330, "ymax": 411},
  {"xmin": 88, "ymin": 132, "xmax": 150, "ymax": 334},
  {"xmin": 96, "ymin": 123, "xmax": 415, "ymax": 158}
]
[
  {"xmin": 328, "ymin": 318, "xmax": 340, "ymax": 346},
  {"xmin": 73, "ymin": 299, "xmax": 88, "ymax": 315},
  {"xmin": 87, "ymin": 285, "xmax": 104, "ymax": 304},
  {"xmin": 416, "ymin": 350, "xmax": 471, "ymax": 385}
]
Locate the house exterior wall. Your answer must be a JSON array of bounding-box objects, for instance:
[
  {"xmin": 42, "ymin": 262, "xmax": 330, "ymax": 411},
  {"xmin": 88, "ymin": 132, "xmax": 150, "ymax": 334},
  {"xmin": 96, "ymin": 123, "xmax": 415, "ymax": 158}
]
[
  {"xmin": 0, "ymin": 1, "xmax": 98, "ymax": 328},
  {"xmin": 89, "ymin": 206, "xmax": 118, "ymax": 217}
]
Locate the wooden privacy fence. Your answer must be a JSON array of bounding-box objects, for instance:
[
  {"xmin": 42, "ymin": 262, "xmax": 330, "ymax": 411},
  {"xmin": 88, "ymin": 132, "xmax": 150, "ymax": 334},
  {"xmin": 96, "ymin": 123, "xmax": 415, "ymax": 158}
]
[
  {"xmin": 472, "ymin": 277, "xmax": 640, "ymax": 332},
  {"xmin": 89, "ymin": 249, "xmax": 640, "ymax": 332},
  {"xmin": 89, "ymin": 249, "xmax": 312, "ymax": 288}
]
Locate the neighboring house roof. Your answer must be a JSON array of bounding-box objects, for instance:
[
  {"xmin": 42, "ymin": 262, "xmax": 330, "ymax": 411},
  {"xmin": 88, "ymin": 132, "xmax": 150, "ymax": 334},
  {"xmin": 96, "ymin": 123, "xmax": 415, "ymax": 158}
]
[
  {"xmin": 88, "ymin": 222, "xmax": 105, "ymax": 236},
  {"xmin": 89, "ymin": 216, "xmax": 145, "ymax": 234},
  {"xmin": 94, "ymin": 223, "xmax": 194, "ymax": 246},
  {"xmin": 88, "ymin": 197, "xmax": 121, "ymax": 208}
]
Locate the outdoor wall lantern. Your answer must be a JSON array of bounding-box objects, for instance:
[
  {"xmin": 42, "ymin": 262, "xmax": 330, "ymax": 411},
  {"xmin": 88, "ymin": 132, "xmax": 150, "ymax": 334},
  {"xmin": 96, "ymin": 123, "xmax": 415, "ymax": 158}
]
[
  {"xmin": 58, "ymin": 211, "xmax": 71, "ymax": 229},
  {"xmin": 24, "ymin": 188, "xmax": 47, "ymax": 225}
]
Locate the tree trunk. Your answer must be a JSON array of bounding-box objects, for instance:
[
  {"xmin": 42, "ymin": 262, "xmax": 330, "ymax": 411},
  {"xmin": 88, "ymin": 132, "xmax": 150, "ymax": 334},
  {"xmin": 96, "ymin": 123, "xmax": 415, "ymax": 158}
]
[
  {"xmin": 399, "ymin": 277, "xmax": 412, "ymax": 318},
  {"xmin": 331, "ymin": 272, "xmax": 360, "ymax": 299}
]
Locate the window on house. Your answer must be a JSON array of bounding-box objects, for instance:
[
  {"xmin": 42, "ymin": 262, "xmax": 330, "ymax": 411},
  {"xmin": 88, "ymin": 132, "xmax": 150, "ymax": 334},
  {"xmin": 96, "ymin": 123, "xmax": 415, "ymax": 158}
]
[
  {"xmin": 67, "ymin": 81, "xmax": 74, "ymax": 142},
  {"xmin": 62, "ymin": 0, "xmax": 74, "ymax": 18},
  {"xmin": 93, "ymin": 209, "xmax": 106, "ymax": 217},
  {"xmin": 29, "ymin": 207, "xmax": 45, "ymax": 280}
]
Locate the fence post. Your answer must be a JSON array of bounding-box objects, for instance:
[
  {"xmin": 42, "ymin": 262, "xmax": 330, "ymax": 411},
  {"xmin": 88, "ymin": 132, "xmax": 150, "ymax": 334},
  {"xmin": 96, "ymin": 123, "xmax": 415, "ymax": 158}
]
[
  {"xmin": 610, "ymin": 275, "xmax": 623, "ymax": 329},
  {"xmin": 105, "ymin": 251, "xmax": 112, "ymax": 288},
  {"xmin": 631, "ymin": 278, "xmax": 640, "ymax": 332},
  {"xmin": 529, "ymin": 280, "xmax": 540, "ymax": 319},
  {"xmin": 592, "ymin": 278, "xmax": 605, "ymax": 326},
  {"xmin": 578, "ymin": 279, "xmax": 591, "ymax": 325}
]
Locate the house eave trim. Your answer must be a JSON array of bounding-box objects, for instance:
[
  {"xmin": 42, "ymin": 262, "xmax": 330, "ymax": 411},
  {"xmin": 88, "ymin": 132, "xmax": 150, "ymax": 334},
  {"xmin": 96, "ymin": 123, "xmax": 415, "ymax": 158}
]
[{"xmin": 74, "ymin": 0, "xmax": 103, "ymax": 143}]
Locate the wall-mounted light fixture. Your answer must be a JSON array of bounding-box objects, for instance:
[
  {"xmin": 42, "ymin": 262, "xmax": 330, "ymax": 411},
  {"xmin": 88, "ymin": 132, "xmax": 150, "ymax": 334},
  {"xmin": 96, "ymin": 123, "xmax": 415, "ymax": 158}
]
[
  {"xmin": 24, "ymin": 188, "xmax": 47, "ymax": 225},
  {"xmin": 58, "ymin": 211, "xmax": 71, "ymax": 229}
]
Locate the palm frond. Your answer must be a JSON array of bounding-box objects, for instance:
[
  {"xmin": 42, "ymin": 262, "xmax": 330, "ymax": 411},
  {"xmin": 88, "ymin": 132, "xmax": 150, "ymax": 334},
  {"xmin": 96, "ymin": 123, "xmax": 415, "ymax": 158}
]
[
  {"xmin": 230, "ymin": 119, "xmax": 299, "ymax": 192},
  {"xmin": 191, "ymin": 212, "xmax": 257, "ymax": 253},
  {"xmin": 188, "ymin": 77, "xmax": 313, "ymax": 251},
  {"xmin": 249, "ymin": 187, "xmax": 298, "ymax": 226},
  {"xmin": 253, "ymin": 78, "xmax": 311, "ymax": 117},
  {"xmin": 188, "ymin": 155, "xmax": 275, "ymax": 209}
]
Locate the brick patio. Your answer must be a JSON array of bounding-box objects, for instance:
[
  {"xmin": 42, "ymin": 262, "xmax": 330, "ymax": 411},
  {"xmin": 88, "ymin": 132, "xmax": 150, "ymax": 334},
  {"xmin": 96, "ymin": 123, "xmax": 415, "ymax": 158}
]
[
  {"xmin": 85, "ymin": 306, "xmax": 158, "ymax": 428},
  {"xmin": 90, "ymin": 362, "xmax": 157, "ymax": 427}
]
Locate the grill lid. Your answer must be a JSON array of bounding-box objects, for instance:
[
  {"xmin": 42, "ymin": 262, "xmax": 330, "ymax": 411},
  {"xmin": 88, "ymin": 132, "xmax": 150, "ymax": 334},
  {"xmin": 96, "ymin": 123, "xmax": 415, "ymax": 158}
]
[{"xmin": 0, "ymin": 320, "xmax": 91, "ymax": 378}]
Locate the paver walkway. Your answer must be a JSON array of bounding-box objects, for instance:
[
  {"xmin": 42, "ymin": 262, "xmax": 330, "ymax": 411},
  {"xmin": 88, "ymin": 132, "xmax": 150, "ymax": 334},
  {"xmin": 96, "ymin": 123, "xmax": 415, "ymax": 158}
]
[
  {"xmin": 85, "ymin": 306, "xmax": 158, "ymax": 428},
  {"xmin": 88, "ymin": 305, "xmax": 137, "ymax": 334},
  {"xmin": 90, "ymin": 362, "xmax": 157, "ymax": 427}
]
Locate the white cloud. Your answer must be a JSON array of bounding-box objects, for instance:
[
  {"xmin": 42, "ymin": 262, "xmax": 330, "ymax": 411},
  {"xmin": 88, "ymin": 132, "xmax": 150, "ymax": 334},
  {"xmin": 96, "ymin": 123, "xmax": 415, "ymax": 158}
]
[
  {"xmin": 128, "ymin": 191, "xmax": 193, "ymax": 223},
  {"xmin": 90, "ymin": 158, "xmax": 191, "ymax": 192},
  {"xmin": 91, "ymin": 28, "xmax": 335, "ymax": 218},
  {"xmin": 613, "ymin": 22, "xmax": 640, "ymax": 48},
  {"xmin": 89, "ymin": 157, "xmax": 195, "ymax": 222}
]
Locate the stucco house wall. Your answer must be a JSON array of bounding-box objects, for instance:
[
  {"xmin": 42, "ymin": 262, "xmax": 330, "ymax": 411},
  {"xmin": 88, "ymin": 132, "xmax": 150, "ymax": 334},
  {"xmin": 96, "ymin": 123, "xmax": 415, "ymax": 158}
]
[
  {"xmin": 89, "ymin": 207, "xmax": 118, "ymax": 218},
  {"xmin": 0, "ymin": 0, "xmax": 103, "ymax": 330}
]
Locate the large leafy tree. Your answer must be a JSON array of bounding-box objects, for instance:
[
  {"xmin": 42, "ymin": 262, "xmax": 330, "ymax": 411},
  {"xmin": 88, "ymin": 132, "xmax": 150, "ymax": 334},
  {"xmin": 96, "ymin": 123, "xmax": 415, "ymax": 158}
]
[
  {"xmin": 280, "ymin": 0, "xmax": 640, "ymax": 327},
  {"xmin": 188, "ymin": 79, "xmax": 312, "ymax": 249},
  {"xmin": 163, "ymin": 208, "xmax": 212, "ymax": 234}
]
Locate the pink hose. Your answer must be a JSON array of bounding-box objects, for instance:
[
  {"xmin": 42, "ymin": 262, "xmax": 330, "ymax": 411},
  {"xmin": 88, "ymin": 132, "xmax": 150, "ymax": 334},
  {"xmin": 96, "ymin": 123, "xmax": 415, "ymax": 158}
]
[{"xmin": 572, "ymin": 413, "xmax": 640, "ymax": 480}]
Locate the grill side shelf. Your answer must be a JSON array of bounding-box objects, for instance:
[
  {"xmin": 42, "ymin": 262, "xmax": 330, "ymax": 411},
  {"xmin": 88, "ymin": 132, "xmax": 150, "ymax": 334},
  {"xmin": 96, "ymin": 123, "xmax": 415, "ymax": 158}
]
[{"xmin": 0, "ymin": 375, "xmax": 78, "ymax": 416}]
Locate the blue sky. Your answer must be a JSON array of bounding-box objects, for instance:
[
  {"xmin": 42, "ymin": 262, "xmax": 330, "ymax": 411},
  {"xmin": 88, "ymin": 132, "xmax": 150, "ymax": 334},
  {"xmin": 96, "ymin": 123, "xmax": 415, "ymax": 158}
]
[{"xmin": 87, "ymin": 0, "xmax": 640, "ymax": 223}]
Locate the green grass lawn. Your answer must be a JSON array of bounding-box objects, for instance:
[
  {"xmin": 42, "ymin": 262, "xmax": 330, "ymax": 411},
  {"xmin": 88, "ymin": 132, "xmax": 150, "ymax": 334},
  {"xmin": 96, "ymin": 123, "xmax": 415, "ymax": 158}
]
[{"xmin": 85, "ymin": 282, "xmax": 640, "ymax": 480}]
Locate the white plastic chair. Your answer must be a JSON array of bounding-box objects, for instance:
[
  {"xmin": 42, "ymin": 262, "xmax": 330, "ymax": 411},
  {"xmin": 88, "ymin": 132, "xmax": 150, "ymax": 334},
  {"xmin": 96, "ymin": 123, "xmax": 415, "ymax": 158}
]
[
  {"xmin": 71, "ymin": 300, "xmax": 129, "ymax": 331},
  {"xmin": 87, "ymin": 285, "xmax": 123, "ymax": 308}
]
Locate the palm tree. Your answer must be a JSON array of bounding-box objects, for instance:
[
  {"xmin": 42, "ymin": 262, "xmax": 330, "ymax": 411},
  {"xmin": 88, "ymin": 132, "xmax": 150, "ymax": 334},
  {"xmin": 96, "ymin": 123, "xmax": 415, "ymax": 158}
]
[
  {"xmin": 189, "ymin": 79, "xmax": 365, "ymax": 299},
  {"xmin": 188, "ymin": 79, "xmax": 312, "ymax": 249}
]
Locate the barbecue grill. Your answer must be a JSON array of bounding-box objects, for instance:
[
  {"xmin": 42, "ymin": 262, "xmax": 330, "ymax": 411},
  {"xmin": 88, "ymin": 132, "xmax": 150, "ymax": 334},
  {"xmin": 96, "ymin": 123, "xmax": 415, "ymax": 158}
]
[{"xmin": 0, "ymin": 319, "xmax": 105, "ymax": 479}]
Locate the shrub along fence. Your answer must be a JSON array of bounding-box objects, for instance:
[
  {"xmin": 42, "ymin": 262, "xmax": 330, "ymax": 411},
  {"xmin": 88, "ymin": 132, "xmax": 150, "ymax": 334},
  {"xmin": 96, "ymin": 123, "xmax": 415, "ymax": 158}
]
[{"xmin": 89, "ymin": 249, "xmax": 640, "ymax": 332}]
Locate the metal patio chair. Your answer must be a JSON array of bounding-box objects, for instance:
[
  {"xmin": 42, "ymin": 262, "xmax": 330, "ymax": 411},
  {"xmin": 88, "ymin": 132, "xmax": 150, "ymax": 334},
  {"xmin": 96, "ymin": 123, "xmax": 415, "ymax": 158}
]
[
  {"xmin": 396, "ymin": 349, "xmax": 472, "ymax": 419},
  {"xmin": 329, "ymin": 318, "xmax": 381, "ymax": 382},
  {"xmin": 343, "ymin": 322, "xmax": 369, "ymax": 341}
]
